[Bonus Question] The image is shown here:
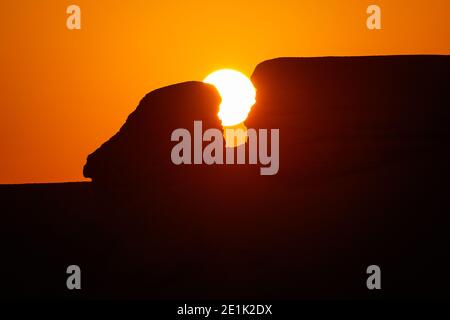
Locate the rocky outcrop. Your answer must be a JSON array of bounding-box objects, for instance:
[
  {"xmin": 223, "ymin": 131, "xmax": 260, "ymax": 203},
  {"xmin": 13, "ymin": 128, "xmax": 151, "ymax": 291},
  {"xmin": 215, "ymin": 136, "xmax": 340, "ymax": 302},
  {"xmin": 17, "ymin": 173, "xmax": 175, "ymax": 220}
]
[
  {"xmin": 5, "ymin": 56, "xmax": 450, "ymax": 298},
  {"xmin": 85, "ymin": 56, "xmax": 449, "ymax": 188},
  {"xmin": 248, "ymin": 55, "xmax": 450, "ymax": 181},
  {"xmin": 83, "ymin": 81, "xmax": 222, "ymax": 186}
]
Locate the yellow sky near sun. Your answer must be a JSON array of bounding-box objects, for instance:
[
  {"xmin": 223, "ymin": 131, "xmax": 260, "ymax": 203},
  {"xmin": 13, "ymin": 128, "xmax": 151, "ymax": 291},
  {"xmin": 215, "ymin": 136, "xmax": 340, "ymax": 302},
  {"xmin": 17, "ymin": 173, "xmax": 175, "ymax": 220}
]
[{"xmin": 0, "ymin": 0, "xmax": 449, "ymax": 183}]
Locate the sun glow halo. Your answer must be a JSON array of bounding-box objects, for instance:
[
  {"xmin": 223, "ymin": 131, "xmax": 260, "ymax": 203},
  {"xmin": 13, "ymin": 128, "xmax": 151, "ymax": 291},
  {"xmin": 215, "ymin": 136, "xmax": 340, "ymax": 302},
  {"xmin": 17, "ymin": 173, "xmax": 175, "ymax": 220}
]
[{"xmin": 203, "ymin": 69, "xmax": 256, "ymax": 127}]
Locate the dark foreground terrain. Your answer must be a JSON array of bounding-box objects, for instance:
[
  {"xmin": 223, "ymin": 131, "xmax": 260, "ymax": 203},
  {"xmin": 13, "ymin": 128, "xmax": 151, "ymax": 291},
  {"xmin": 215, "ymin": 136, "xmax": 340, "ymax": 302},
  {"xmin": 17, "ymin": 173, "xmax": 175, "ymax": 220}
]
[
  {"xmin": 1, "ymin": 55, "xmax": 449, "ymax": 299},
  {"xmin": 1, "ymin": 171, "xmax": 449, "ymax": 299}
]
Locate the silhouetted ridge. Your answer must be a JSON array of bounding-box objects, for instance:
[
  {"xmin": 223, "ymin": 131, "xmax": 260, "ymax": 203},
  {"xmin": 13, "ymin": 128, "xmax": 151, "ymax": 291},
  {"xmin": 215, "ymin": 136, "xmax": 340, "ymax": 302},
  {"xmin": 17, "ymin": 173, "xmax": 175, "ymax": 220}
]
[
  {"xmin": 83, "ymin": 81, "xmax": 221, "ymax": 186},
  {"xmin": 250, "ymin": 55, "xmax": 449, "ymax": 135},
  {"xmin": 248, "ymin": 55, "xmax": 450, "ymax": 180},
  {"xmin": 85, "ymin": 56, "xmax": 449, "ymax": 187},
  {"xmin": 2, "ymin": 56, "xmax": 450, "ymax": 299}
]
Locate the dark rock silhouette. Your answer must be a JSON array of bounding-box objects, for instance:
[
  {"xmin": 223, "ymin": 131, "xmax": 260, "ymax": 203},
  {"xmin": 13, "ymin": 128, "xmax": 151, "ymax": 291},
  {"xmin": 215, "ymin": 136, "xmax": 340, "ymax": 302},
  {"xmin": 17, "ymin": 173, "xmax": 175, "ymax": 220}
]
[
  {"xmin": 85, "ymin": 56, "xmax": 450, "ymax": 188},
  {"xmin": 1, "ymin": 55, "xmax": 450, "ymax": 299},
  {"xmin": 83, "ymin": 81, "xmax": 222, "ymax": 187},
  {"xmin": 248, "ymin": 55, "xmax": 450, "ymax": 182}
]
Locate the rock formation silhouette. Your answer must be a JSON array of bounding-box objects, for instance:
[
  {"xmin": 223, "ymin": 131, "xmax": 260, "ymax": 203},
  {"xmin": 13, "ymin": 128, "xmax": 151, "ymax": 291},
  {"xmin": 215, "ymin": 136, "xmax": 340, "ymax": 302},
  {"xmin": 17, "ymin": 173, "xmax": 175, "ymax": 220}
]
[
  {"xmin": 83, "ymin": 81, "xmax": 222, "ymax": 187},
  {"xmin": 2, "ymin": 55, "xmax": 449, "ymax": 299},
  {"xmin": 85, "ymin": 56, "xmax": 449, "ymax": 188},
  {"xmin": 248, "ymin": 55, "xmax": 450, "ymax": 182}
]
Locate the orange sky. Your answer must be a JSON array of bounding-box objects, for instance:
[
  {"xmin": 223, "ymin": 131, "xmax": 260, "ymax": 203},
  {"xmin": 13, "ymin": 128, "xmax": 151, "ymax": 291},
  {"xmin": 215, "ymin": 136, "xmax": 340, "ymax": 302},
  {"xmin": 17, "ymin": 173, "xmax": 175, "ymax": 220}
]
[{"xmin": 0, "ymin": 0, "xmax": 449, "ymax": 184}]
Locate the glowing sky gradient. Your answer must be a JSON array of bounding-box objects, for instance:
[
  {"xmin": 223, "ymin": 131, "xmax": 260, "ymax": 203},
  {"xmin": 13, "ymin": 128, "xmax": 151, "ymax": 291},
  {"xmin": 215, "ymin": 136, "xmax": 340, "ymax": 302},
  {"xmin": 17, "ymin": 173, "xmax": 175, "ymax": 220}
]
[{"xmin": 0, "ymin": 0, "xmax": 449, "ymax": 183}]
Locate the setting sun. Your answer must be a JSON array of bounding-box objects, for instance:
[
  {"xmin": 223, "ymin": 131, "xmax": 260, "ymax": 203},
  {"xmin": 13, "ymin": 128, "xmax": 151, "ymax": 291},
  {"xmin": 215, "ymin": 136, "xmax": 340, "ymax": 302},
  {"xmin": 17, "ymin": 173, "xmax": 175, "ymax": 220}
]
[{"xmin": 204, "ymin": 69, "xmax": 256, "ymax": 127}]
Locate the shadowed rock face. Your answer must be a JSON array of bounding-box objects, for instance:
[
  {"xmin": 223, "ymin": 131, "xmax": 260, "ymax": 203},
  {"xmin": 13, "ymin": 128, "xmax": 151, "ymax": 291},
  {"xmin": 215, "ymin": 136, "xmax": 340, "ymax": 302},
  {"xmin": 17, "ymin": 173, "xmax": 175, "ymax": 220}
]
[
  {"xmin": 248, "ymin": 55, "xmax": 450, "ymax": 182},
  {"xmin": 3, "ymin": 56, "xmax": 450, "ymax": 299},
  {"xmin": 85, "ymin": 56, "xmax": 450, "ymax": 188},
  {"xmin": 83, "ymin": 81, "xmax": 222, "ymax": 186}
]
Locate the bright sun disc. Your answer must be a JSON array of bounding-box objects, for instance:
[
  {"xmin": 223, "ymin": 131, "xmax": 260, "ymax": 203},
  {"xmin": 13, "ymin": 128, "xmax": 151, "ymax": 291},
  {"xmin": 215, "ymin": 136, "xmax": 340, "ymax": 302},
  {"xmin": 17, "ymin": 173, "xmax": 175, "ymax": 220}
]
[{"xmin": 204, "ymin": 69, "xmax": 256, "ymax": 127}]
